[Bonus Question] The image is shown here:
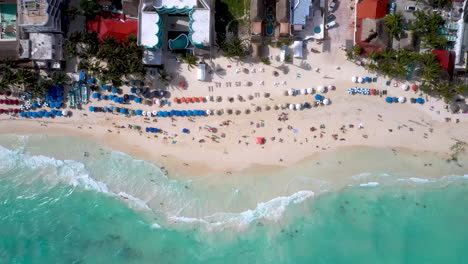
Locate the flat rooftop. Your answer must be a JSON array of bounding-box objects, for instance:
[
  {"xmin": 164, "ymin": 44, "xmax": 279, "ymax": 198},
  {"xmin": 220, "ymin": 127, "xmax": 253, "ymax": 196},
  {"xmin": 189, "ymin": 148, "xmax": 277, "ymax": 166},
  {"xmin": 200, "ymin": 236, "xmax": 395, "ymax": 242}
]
[
  {"xmin": 154, "ymin": 0, "xmax": 198, "ymax": 8},
  {"xmin": 291, "ymin": 0, "xmax": 312, "ymax": 25},
  {"xmin": 1, "ymin": 3, "xmax": 17, "ymax": 39},
  {"xmin": 140, "ymin": 12, "xmax": 160, "ymax": 48},
  {"xmin": 18, "ymin": 0, "xmax": 48, "ymax": 26}
]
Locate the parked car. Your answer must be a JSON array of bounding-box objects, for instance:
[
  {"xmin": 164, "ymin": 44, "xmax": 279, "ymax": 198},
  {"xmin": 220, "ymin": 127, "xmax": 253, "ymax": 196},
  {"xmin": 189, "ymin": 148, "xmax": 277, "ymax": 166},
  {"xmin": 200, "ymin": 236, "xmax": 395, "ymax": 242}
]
[
  {"xmin": 405, "ymin": 6, "xmax": 418, "ymax": 12},
  {"xmin": 325, "ymin": 21, "xmax": 337, "ymax": 30},
  {"xmin": 325, "ymin": 14, "xmax": 336, "ymax": 23},
  {"xmin": 328, "ymin": 0, "xmax": 337, "ymax": 12}
]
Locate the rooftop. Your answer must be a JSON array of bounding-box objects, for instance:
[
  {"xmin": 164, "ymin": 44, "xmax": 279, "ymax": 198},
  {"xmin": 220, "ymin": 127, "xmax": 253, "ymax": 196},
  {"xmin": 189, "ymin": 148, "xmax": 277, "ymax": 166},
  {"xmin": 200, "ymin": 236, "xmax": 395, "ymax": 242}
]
[
  {"xmin": 291, "ymin": 0, "xmax": 312, "ymax": 25},
  {"xmin": 29, "ymin": 32, "xmax": 63, "ymax": 60},
  {"xmin": 87, "ymin": 13, "xmax": 138, "ymax": 41},
  {"xmin": 154, "ymin": 0, "xmax": 198, "ymax": 8},
  {"xmin": 357, "ymin": 0, "xmax": 388, "ymax": 19},
  {"xmin": 0, "ymin": 3, "xmax": 17, "ymax": 39},
  {"xmin": 18, "ymin": 0, "xmax": 49, "ymax": 26}
]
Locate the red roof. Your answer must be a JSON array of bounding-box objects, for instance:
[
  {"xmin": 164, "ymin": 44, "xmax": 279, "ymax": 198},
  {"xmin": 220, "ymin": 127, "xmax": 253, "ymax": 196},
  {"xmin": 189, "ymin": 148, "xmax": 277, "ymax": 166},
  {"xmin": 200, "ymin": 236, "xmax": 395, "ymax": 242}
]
[
  {"xmin": 86, "ymin": 13, "xmax": 138, "ymax": 41},
  {"xmin": 432, "ymin": 50, "xmax": 455, "ymax": 77},
  {"xmin": 357, "ymin": 0, "xmax": 388, "ymax": 19}
]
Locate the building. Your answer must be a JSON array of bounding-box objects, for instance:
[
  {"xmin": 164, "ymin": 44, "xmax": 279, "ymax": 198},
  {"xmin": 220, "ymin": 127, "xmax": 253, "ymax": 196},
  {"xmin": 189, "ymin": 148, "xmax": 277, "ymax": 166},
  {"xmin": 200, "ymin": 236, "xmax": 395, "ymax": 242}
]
[
  {"xmin": 277, "ymin": 0, "xmax": 290, "ymax": 36},
  {"xmin": 290, "ymin": 0, "xmax": 311, "ymax": 32},
  {"xmin": 250, "ymin": 0, "xmax": 264, "ymax": 36},
  {"xmin": 87, "ymin": 13, "xmax": 138, "ymax": 41},
  {"xmin": 17, "ymin": 0, "xmax": 64, "ymax": 33},
  {"xmin": 354, "ymin": 0, "xmax": 388, "ymax": 54},
  {"xmin": 0, "ymin": 0, "xmax": 18, "ymax": 59},
  {"xmin": 138, "ymin": 0, "xmax": 214, "ymax": 65},
  {"xmin": 432, "ymin": 49, "xmax": 455, "ymax": 79}
]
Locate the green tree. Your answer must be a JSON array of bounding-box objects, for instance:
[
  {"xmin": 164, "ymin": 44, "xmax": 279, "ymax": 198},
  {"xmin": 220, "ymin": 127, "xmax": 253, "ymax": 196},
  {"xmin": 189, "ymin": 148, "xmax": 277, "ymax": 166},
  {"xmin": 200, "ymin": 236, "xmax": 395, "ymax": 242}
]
[
  {"xmin": 352, "ymin": 45, "xmax": 362, "ymax": 56},
  {"xmin": 429, "ymin": 0, "xmax": 451, "ymax": 8},
  {"xmin": 51, "ymin": 71, "xmax": 70, "ymax": 85},
  {"xmin": 384, "ymin": 13, "xmax": 403, "ymax": 39},
  {"xmin": 261, "ymin": 57, "xmax": 271, "ymax": 65},
  {"xmin": 421, "ymin": 33, "xmax": 448, "ymax": 50},
  {"xmin": 157, "ymin": 69, "xmax": 171, "ymax": 83},
  {"xmin": 220, "ymin": 35, "xmax": 247, "ymax": 59},
  {"xmin": 182, "ymin": 53, "xmax": 198, "ymax": 70},
  {"xmin": 79, "ymin": 0, "xmax": 100, "ymax": 19}
]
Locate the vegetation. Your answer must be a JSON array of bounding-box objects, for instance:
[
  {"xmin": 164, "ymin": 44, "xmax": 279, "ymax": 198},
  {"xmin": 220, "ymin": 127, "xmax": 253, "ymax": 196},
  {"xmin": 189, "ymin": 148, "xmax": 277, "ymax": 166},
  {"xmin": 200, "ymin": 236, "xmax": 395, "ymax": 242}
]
[
  {"xmin": 218, "ymin": 0, "xmax": 248, "ymax": 18},
  {"xmin": 260, "ymin": 57, "xmax": 271, "ymax": 65},
  {"xmin": 181, "ymin": 53, "xmax": 199, "ymax": 70},
  {"xmin": 352, "ymin": 45, "xmax": 362, "ymax": 56},
  {"xmin": 284, "ymin": 55, "xmax": 292, "ymax": 63},
  {"xmin": 384, "ymin": 13, "xmax": 403, "ymax": 39},
  {"xmin": 219, "ymin": 34, "xmax": 248, "ymax": 59},
  {"xmin": 0, "ymin": 67, "xmax": 54, "ymax": 98},
  {"xmin": 79, "ymin": 0, "xmax": 101, "ymax": 19},
  {"xmin": 410, "ymin": 11, "xmax": 447, "ymax": 49},
  {"xmin": 157, "ymin": 69, "xmax": 171, "ymax": 83},
  {"xmin": 65, "ymin": 32, "xmax": 144, "ymax": 86},
  {"xmin": 429, "ymin": 0, "xmax": 451, "ymax": 9}
]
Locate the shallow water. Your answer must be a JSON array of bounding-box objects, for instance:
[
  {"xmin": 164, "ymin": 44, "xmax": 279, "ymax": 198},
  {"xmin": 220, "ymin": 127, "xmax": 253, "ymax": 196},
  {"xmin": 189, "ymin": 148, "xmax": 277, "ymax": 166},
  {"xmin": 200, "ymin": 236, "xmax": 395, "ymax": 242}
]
[{"xmin": 1, "ymin": 135, "xmax": 468, "ymax": 263}]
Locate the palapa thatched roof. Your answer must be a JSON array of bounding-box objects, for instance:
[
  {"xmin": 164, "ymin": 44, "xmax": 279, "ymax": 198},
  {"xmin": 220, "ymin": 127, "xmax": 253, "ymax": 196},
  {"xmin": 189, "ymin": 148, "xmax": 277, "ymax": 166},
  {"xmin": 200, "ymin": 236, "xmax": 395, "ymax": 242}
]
[
  {"xmin": 276, "ymin": 0, "xmax": 290, "ymax": 23},
  {"xmin": 361, "ymin": 18, "xmax": 389, "ymax": 46},
  {"xmin": 251, "ymin": 0, "xmax": 265, "ymax": 22}
]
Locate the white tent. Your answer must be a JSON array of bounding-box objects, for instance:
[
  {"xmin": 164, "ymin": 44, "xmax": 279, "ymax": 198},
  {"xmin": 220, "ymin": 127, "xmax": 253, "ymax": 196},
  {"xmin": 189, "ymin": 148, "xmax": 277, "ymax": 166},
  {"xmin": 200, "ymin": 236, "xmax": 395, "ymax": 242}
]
[
  {"xmin": 358, "ymin": 77, "xmax": 364, "ymax": 83},
  {"xmin": 289, "ymin": 104, "xmax": 295, "ymax": 110},
  {"xmin": 318, "ymin": 85, "xmax": 326, "ymax": 93},
  {"xmin": 288, "ymin": 89, "xmax": 295, "ymax": 96},
  {"xmin": 398, "ymin": 96, "xmax": 406, "ymax": 103},
  {"xmin": 295, "ymin": 103, "xmax": 302, "ymax": 110},
  {"xmin": 307, "ymin": 87, "xmax": 314, "ymax": 94},
  {"xmin": 401, "ymin": 84, "xmax": 409, "ymax": 91},
  {"xmin": 293, "ymin": 40, "xmax": 303, "ymax": 59},
  {"xmin": 352, "ymin": 76, "xmax": 357, "ymax": 82},
  {"xmin": 197, "ymin": 63, "xmax": 206, "ymax": 81},
  {"xmin": 323, "ymin": 98, "xmax": 330, "ymax": 105}
]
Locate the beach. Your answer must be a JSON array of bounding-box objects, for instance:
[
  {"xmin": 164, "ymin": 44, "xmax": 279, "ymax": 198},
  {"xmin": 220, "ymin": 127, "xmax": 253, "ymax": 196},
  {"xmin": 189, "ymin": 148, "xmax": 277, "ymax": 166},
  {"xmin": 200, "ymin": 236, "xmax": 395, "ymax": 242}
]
[{"xmin": 1, "ymin": 44, "xmax": 467, "ymax": 177}]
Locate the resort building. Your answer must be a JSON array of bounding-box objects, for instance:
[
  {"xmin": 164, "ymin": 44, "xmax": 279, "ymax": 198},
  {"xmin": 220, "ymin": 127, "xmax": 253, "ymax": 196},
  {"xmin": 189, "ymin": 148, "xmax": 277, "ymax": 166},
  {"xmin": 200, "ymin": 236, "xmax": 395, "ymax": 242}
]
[
  {"xmin": 432, "ymin": 49, "xmax": 455, "ymax": 80},
  {"xmin": 137, "ymin": 0, "xmax": 214, "ymax": 65},
  {"xmin": 87, "ymin": 13, "xmax": 138, "ymax": 41},
  {"xmin": 0, "ymin": 0, "xmax": 18, "ymax": 59},
  {"xmin": 17, "ymin": 0, "xmax": 64, "ymax": 33},
  {"xmin": 354, "ymin": 0, "xmax": 389, "ymax": 54},
  {"xmin": 290, "ymin": 0, "xmax": 311, "ymax": 32}
]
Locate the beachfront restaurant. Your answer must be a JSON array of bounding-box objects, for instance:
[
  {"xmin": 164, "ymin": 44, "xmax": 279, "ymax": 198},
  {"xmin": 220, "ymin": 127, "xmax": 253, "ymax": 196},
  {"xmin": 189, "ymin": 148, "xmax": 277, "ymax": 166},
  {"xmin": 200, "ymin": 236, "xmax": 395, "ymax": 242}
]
[{"xmin": 138, "ymin": 0, "xmax": 213, "ymax": 65}]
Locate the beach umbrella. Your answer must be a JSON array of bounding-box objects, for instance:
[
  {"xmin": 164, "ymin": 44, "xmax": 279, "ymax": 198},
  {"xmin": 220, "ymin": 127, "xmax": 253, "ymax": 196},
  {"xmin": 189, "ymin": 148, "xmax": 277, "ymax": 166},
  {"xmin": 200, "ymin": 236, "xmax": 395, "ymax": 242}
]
[
  {"xmin": 289, "ymin": 104, "xmax": 295, "ymax": 110},
  {"xmin": 385, "ymin": 97, "xmax": 392, "ymax": 103},
  {"xmin": 392, "ymin": 97, "xmax": 398, "ymax": 103},
  {"xmin": 172, "ymin": 97, "xmax": 180, "ymax": 104},
  {"xmin": 181, "ymin": 110, "xmax": 188, "ymax": 116},
  {"xmin": 237, "ymin": 95, "xmax": 243, "ymax": 101},
  {"xmin": 88, "ymin": 78, "xmax": 95, "ymax": 84},
  {"xmin": 401, "ymin": 84, "xmax": 409, "ymax": 91},
  {"xmin": 265, "ymin": 105, "xmax": 271, "ymax": 111},
  {"xmin": 136, "ymin": 110, "xmax": 142, "ymax": 115},
  {"xmin": 323, "ymin": 98, "xmax": 330, "ymax": 105},
  {"xmin": 358, "ymin": 77, "xmax": 364, "ymax": 83},
  {"xmin": 119, "ymin": 97, "xmax": 125, "ymax": 103},
  {"xmin": 147, "ymin": 111, "xmax": 152, "ymax": 117},
  {"xmin": 205, "ymin": 96, "xmax": 212, "ymax": 101},
  {"xmin": 134, "ymin": 97, "xmax": 142, "ymax": 103},
  {"xmin": 129, "ymin": 110, "xmax": 135, "ymax": 116},
  {"xmin": 113, "ymin": 97, "xmax": 119, "ymax": 103},
  {"xmin": 146, "ymin": 127, "xmax": 150, "ymax": 132},
  {"xmin": 193, "ymin": 97, "xmax": 199, "ymax": 102},
  {"xmin": 370, "ymin": 89, "xmax": 376, "ymax": 95},
  {"xmin": 352, "ymin": 76, "xmax": 357, "ymax": 82},
  {"xmin": 112, "ymin": 88, "xmax": 118, "ymax": 94},
  {"xmin": 62, "ymin": 110, "xmax": 69, "ymax": 116},
  {"xmin": 264, "ymin": 92, "xmax": 270, "ymax": 98},
  {"xmin": 130, "ymin": 88, "xmax": 137, "ymax": 93},
  {"xmin": 199, "ymin": 97, "xmax": 205, "ymax": 102},
  {"xmin": 417, "ymin": 98, "xmax": 424, "ymax": 104},
  {"xmin": 307, "ymin": 88, "xmax": 314, "ymax": 94},
  {"xmin": 248, "ymin": 95, "xmax": 254, "ymax": 100},
  {"xmin": 281, "ymin": 103, "xmax": 287, "ymax": 109},
  {"xmin": 152, "ymin": 110, "xmax": 157, "ymax": 116},
  {"xmin": 288, "ymin": 89, "xmax": 295, "ymax": 96},
  {"xmin": 182, "ymin": 128, "xmax": 189, "ymax": 134},
  {"xmin": 100, "ymin": 94, "xmax": 107, "ymax": 100},
  {"xmin": 19, "ymin": 111, "xmax": 25, "ymax": 117},
  {"xmin": 274, "ymin": 105, "xmax": 280, "ymax": 110},
  {"xmin": 113, "ymin": 107, "xmax": 119, "ymax": 113},
  {"xmin": 44, "ymin": 112, "xmax": 51, "ymax": 118},
  {"xmin": 244, "ymin": 109, "xmax": 251, "ymax": 114},
  {"xmin": 411, "ymin": 85, "xmax": 418, "ymax": 91},
  {"xmin": 255, "ymin": 106, "xmax": 262, "ymax": 112},
  {"xmin": 398, "ymin": 97, "xmax": 406, "ymax": 103},
  {"xmin": 89, "ymin": 106, "xmax": 95, "ymax": 112},
  {"xmin": 318, "ymin": 86, "xmax": 326, "ymax": 93},
  {"xmin": 256, "ymin": 137, "xmax": 264, "ymax": 145},
  {"xmin": 0, "ymin": 99, "xmax": 4, "ymax": 104},
  {"xmin": 315, "ymin": 94, "xmax": 323, "ymax": 100},
  {"xmin": 365, "ymin": 77, "xmax": 371, "ymax": 82},
  {"xmin": 206, "ymin": 109, "xmax": 212, "ymax": 115},
  {"xmin": 120, "ymin": 108, "xmax": 127, "ymax": 114},
  {"xmin": 301, "ymin": 88, "xmax": 307, "ymax": 95},
  {"xmin": 108, "ymin": 95, "xmax": 114, "ymax": 100},
  {"xmin": 170, "ymin": 110, "xmax": 176, "ymax": 116},
  {"xmin": 92, "ymin": 93, "xmax": 99, "ymax": 99},
  {"xmin": 193, "ymin": 110, "xmax": 200, "ymax": 116},
  {"xmin": 295, "ymin": 103, "xmax": 302, "ymax": 110},
  {"xmin": 142, "ymin": 110, "xmax": 147, "ymax": 116},
  {"xmin": 5, "ymin": 90, "xmax": 12, "ymax": 96},
  {"xmin": 216, "ymin": 110, "xmax": 223, "ymax": 115},
  {"xmin": 328, "ymin": 85, "xmax": 335, "ymax": 90}
]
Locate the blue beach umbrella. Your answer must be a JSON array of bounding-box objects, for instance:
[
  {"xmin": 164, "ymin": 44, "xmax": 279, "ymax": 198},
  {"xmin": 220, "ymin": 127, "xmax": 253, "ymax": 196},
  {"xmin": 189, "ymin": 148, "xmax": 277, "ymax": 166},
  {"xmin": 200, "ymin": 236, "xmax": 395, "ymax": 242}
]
[
  {"xmin": 365, "ymin": 77, "xmax": 371, "ymax": 82},
  {"xmin": 134, "ymin": 97, "xmax": 141, "ymax": 103},
  {"xmin": 385, "ymin": 97, "xmax": 392, "ymax": 103},
  {"xmin": 102, "ymin": 84, "xmax": 108, "ymax": 89},
  {"xmin": 32, "ymin": 102, "xmax": 39, "ymax": 108},
  {"xmin": 193, "ymin": 110, "xmax": 199, "ymax": 116},
  {"xmin": 120, "ymin": 108, "xmax": 127, "ymax": 114},
  {"xmin": 20, "ymin": 112, "xmax": 26, "ymax": 117},
  {"xmin": 111, "ymin": 88, "xmax": 118, "ymax": 94},
  {"xmin": 392, "ymin": 97, "xmax": 398, "ymax": 103},
  {"xmin": 315, "ymin": 94, "xmax": 323, "ymax": 100},
  {"xmin": 179, "ymin": 110, "xmax": 186, "ymax": 116},
  {"xmin": 113, "ymin": 97, "xmax": 119, "ymax": 103},
  {"xmin": 44, "ymin": 112, "xmax": 51, "ymax": 118},
  {"xmin": 200, "ymin": 110, "xmax": 206, "ymax": 116},
  {"xmin": 153, "ymin": 128, "xmax": 159, "ymax": 133},
  {"xmin": 38, "ymin": 111, "xmax": 44, "ymax": 117},
  {"xmin": 88, "ymin": 78, "xmax": 95, "ymax": 84},
  {"xmin": 100, "ymin": 94, "xmax": 107, "ymax": 100},
  {"xmin": 417, "ymin": 98, "xmax": 424, "ymax": 104},
  {"xmin": 131, "ymin": 88, "xmax": 137, "ymax": 93},
  {"xmin": 129, "ymin": 95, "xmax": 135, "ymax": 100},
  {"xmin": 170, "ymin": 110, "xmax": 176, "ymax": 116},
  {"xmin": 89, "ymin": 106, "xmax": 95, "ymax": 112},
  {"xmin": 119, "ymin": 97, "xmax": 125, "ymax": 103},
  {"xmin": 187, "ymin": 110, "xmax": 193, "ymax": 116},
  {"xmin": 57, "ymin": 111, "xmax": 63, "ymax": 117},
  {"xmin": 182, "ymin": 128, "xmax": 189, "ymax": 133},
  {"xmin": 108, "ymin": 95, "xmax": 115, "ymax": 100},
  {"xmin": 146, "ymin": 127, "xmax": 150, "ymax": 132},
  {"xmin": 136, "ymin": 110, "xmax": 143, "ymax": 115},
  {"xmin": 92, "ymin": 93, "xmax": 99, "ymax": 99}
]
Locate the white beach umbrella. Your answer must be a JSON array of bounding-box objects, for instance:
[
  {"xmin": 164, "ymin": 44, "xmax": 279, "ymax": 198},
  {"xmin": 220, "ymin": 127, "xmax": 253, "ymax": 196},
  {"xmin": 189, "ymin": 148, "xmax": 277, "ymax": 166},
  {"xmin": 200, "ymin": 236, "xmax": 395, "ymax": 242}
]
[
  {"xmin": 152, "ymin": 110, "xmax": 158, "ymax": 116},
  {"xmin": 289, "ymin": 104, "xmax": 295, "ymax": 110},
  {"xmin": 205, "ymin": 96, "xmax": 211, "ymax": 101},
  {"xmin": 281, "ymin": 103, "xmax": 287, "ymax": 109},
  {"xmin": 295, "ymin": 103, "xmax": 302, "ymax": 110},
  {"xmin": 328, "ymin": 85, "xmax": 335, "ymax": 90},
  {"xmin": 307, "ymin": 87, "xmax": 314, "ymax": 94},
  {"xmin": 398, "ymin": 96, "xmax": 406, "ymax": 103},
  {"xmin": 318, "ymin": 85, "xmax": 326, "ymax": 93},
  {"xmin": 358, "ymin": 77, "xmax": 364, "ymax": 83},
  {"xmin": 352, "ymin": 76, "xmax": 357, "ymax": 83},
  {"xmin": 206, "ymin": 109, "xmax": 212, "ymax": 115},
  {"xmin": 301, "ymin": 88, "xmax": 307, "ymax": 95},
  {"xmin": 155, "ymin": 99, "xmax": 161, "ymax": 105},
  {"xmin": 288, "ymin": 89, "xmax": 295, "ymax": 96},
  {"xmin": 401, "ymin": 84, "xmax": 409, "ymax": 91},
  {"xmin": 142, "ymin": 110, "xmax": 147, "ymax": 116},
  {"xmin": 323, "ymin": 98, "xmax": 330, "ymax": 105},
  {"xmin": 147, "ymin": 111, "xmax": 152, "ymax": 117},
  {"xmin": 62, "ymin": 110, "xmax": 69, "ymax": 116}
]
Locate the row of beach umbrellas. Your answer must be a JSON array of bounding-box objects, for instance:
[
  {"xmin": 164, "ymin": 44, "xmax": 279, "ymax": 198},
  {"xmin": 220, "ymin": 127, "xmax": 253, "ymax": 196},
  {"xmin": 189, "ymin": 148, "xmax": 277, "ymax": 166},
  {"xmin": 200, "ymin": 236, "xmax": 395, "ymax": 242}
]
[
  {"xmin": 351, "ymin": 76, "xmax": 373, "ymax": 83},
  {"xmin": 401, "ymin": 84, "xmax": 418, "ymax": 91},
  {"xmin": 145, "ymin": 127, "xmax": 160, "ymax": 133},
  {"xmin": 19, "ymin": 109, "xmax": 69, "ymax": 118},
  {"xmin": 0, "ymin": 108, "xmax": 20, "ymax": 114},
  {"xmin": 347, "ymin": 87, "xmax": 376, "ymax": 95},
  {"xmin": 385, "ymin": 97, "xmax": 424, "ymax": 104},
  {"xmin": 174, "ymin": 97, "xmax": 207, "ymax": 103},
  {"xmin": 0, "ymin": 99, "xmax": 20, "ymax": 105}
]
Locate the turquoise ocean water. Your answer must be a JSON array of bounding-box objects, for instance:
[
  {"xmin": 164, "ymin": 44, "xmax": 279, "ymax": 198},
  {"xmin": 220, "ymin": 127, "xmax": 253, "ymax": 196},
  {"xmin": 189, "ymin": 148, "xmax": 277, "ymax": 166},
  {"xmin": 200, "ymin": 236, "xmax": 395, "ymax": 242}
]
[{"xmin": 1, "ymin": 135, "xmax": 468, "ymax": 263}]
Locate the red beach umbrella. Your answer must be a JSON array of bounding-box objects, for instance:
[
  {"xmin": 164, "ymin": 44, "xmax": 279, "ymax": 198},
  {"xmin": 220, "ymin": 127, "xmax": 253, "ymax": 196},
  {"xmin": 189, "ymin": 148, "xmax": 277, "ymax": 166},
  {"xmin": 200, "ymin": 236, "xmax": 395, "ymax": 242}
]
[
  {"xmin": 173, "ymin": 97, "xmax": 179, "ymax": 103},
  {"xmin": 256, "ymin": 137, "xmax": 264, "ymax": 145},
  {"xmin": 5, "ymin": 90, "xmax": 12, "ymax": 96},
  {"xmin": 370, "ymin": 89, "xmax": 376, "ymax": 95},
  {"xmin": 0, "ymin": 109, "xmax": 4, "ymax": 114},
  {"xmin": 14, "ymin": 109, "xmax": 19, "ymax": 113},
  {"xmin": 13, "ymin": 99, "xmax": 19, "ymax": 105},
  {"xmin": 5, "ymin": 99, "xmax": 10, "ymax": 105},
  {"xmin": 186, "ymin": 97, "xmax": 191, "ymax": 103},
  {"xmin": 0, "ymin": 99, "xmax": 4, "ymax": 104},
  {"xmin": 179, "ymin": 81, "xmax": 186, "ymax": 88},
  {"xmin": 8, "ymin": 108, "xmax": 14, "ymax": 113},
  {"xmin": 194, "ymin": 97, "xmax": 200, "ymax": 102},
  {"xmin": 199, "ymin": 97, "xmax": 205, "ymax": 102},
  {"xmin": 180, "ymin": 97, "xmax": 186, "ymax": 103},
  {"xmin": 411, "ymin": 85, "xmax": 418, "ymax": 91}
]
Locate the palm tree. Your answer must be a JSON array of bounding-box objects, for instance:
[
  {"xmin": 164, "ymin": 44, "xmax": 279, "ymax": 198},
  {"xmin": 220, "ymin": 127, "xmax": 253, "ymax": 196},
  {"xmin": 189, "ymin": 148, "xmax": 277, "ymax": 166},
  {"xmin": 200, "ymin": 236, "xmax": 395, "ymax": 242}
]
[
  {"xmin": 157, "ymin": 69, "xmax": 171, "ymax": 83},
  {"xmin": 384, "ymin": 13, "xmax": 403, "ymax": 39},
  {"xmin": 51, "ymin": 71, "xmax": 70, "ymax": 85},
  {"xmin": 182, "ymin": 53, "xmax": 198, "ymax": 70}
]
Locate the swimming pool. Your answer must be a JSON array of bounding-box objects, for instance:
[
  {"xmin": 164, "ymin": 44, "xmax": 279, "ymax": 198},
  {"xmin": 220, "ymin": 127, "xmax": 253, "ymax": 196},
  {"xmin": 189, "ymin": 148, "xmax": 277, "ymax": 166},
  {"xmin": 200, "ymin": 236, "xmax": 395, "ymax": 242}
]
[{"xmin": 1, "ymin": 3, "xmax": 17, "ymax": 39}]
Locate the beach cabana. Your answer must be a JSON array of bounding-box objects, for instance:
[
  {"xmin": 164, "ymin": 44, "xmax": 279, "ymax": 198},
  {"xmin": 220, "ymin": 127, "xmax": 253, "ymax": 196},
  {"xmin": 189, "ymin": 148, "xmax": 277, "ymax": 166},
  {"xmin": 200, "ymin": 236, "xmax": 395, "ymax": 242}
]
[
  {"xmin": 315, "ymin": 94, "xmax": 323, "ymax": 101},
  {"xmin": 89, "ymin": 106, "xmax": 95, "ymax": 112},
  {"xmin": 401, "ymin": 84, "xmax": 409, "ymax": 91},
  {"xmin": 417, "ymin": 98, "xmax": 424, "ymax": 104},
  {"xmin": 323, "ymin": 98, "xmax": 330, "ymax": 105},
  {"xmin": 398, "ymin": 97, "xmax": 406, "ymax": 103},
  {"xmin": 385, "ymin": 97, "xmax": 393, "ymax": 103},
  {"xmin": 256, "ymin": 137, "xmax": 265, "ymax": 145}
]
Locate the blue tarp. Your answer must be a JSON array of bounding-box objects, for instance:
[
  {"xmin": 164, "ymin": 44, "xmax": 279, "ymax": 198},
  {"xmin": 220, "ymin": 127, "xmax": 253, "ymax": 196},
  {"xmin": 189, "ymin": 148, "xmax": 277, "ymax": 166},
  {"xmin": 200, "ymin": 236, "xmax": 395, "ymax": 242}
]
[
  {"xmin": 385, "ymin": 97, "xmax": 392, "ymax": 103},
  {"xmin": 89, "ymin": 106, "xmax": 95, "ymax": 112}
]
